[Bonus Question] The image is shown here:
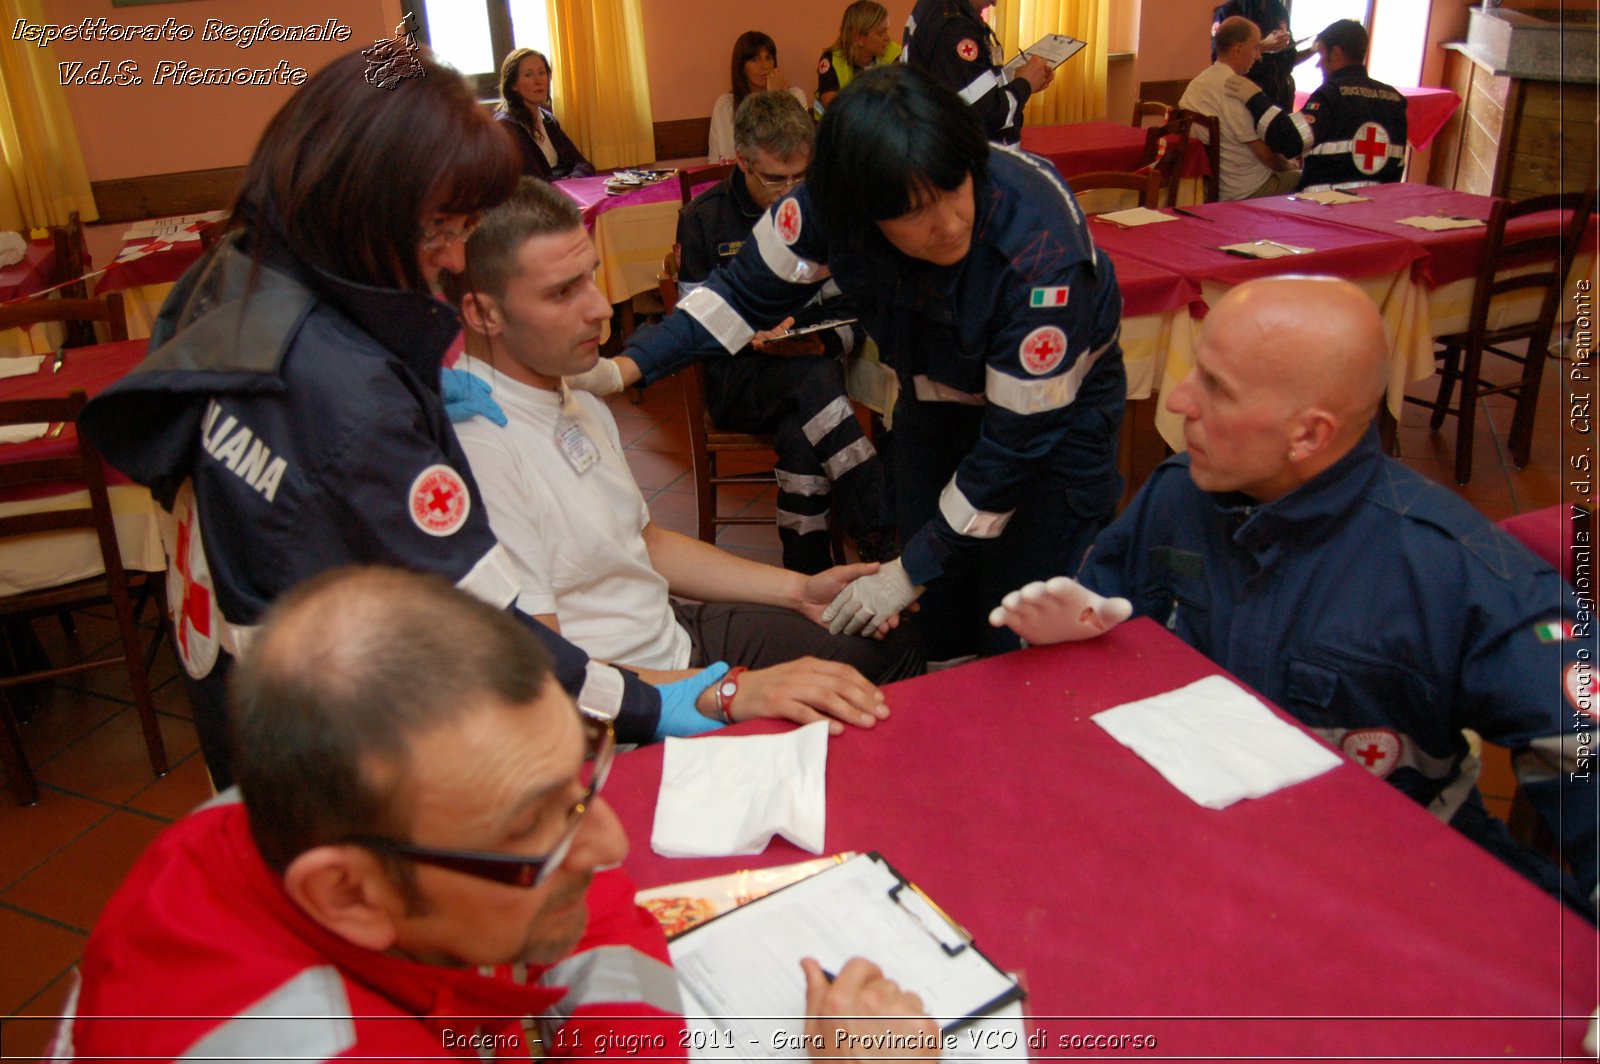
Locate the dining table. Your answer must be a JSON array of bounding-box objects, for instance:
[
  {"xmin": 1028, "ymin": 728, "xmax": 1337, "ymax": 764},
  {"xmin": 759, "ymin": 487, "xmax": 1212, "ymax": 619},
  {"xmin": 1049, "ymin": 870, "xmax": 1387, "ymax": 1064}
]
[
  {"xmin": 0, "ymin": 339, "xmax": 163, "ymax": 595},
  {"xmin": 1, "ymin": 237, "xmax": 63, "ymax": 358},
  {"xmin": 93, "ymin": 214, "xmax": 219, "ymax": 341},
  {"xmin": 604, "ymin": 618, "xmax": 1597, "ymax": 1059},
  {"xmin": 1294, "ymin": 85, "xmax": 1462, "ymax": 151}
]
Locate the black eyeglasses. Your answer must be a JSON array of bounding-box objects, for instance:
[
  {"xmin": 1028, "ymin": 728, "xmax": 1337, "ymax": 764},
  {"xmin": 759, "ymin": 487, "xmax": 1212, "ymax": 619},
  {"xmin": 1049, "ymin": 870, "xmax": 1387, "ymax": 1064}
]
[
  {"xmin": 741, "ymin": 159, "xmax": 805, "ymax": 192},
  {"xmin": 342, "ymin": 714, "xmax": 615, "ymax": 889}
]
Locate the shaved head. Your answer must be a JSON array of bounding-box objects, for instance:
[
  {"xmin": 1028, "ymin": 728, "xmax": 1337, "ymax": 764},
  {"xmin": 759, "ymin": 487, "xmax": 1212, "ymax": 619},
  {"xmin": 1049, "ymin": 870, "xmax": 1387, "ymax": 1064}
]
[{"xmin": 1165, "ymin": 276, "xmax": 1389, "ymax": 501}]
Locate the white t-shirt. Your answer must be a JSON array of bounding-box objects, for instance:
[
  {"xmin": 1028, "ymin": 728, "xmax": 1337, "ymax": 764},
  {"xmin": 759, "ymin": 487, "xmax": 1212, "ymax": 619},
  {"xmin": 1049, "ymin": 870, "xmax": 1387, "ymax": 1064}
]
[
  {"xmin": 1179, "ymin": 62, "xmax": 1275, "ymax": 202},
  {"xmin": 706, "ymin": 86, "xmax": 809, "ymax": 162},
  {"xmin": 453, "ymin": 356, "xmax": 692, "ymax": 670}
]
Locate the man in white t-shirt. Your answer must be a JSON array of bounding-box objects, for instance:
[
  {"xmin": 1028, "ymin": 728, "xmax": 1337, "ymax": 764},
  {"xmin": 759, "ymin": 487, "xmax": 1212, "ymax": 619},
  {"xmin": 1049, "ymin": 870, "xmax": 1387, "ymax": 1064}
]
[
  {"xmin": 441, "ymin": 178, "xmax": 922, "ymax": 736},
  {"xmin": 1180, "ymin": 16, "xmax": 1299, "ymax": 201}
]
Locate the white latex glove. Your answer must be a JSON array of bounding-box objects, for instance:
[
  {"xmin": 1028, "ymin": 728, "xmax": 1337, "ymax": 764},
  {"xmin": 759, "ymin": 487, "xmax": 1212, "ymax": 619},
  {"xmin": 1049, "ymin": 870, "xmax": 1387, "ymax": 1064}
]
[
  {"xmin": 564, "ymin": 357, "xmax": 624, "ymax": 397},
  {"xmin": 987, "ymin": 576, "xmax": 1132, "ymax": 646},
  {"xmin": 821, "ymin": 558, "xmax": 922, "ymax": 637},
  {"xmin": 1224, "ymin": 74, "xmax": 1263, "ymax": 103}
]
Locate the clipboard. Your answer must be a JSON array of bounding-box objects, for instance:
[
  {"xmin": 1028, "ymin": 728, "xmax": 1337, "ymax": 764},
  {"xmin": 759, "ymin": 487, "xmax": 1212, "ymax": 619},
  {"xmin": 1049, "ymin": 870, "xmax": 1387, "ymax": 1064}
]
[
  {"xmin": 780, "ymin": 317, "xmax": 858, "ymax": 339},
  {"xmin": 1002, "ymin": 33, "xmax": 1086, "ymax": 77},
  {"xmin": 667, "ymin": 852, "xmax": 1025, "ymax": 1050}
]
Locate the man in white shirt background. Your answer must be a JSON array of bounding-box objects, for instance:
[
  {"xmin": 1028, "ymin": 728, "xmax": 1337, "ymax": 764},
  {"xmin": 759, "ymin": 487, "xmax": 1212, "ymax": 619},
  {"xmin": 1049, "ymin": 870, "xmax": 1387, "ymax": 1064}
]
[
  {"xmin": 1180, "ymin": 16, "xmax": 1300, "ymax": 201},
  {"xmin": 441, "ymin": 178, "xmax": 923, "ymax": 740}
]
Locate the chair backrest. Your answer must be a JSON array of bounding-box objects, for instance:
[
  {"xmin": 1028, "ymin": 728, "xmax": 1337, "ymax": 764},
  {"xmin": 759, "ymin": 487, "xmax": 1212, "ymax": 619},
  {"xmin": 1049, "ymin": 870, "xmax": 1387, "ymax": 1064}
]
[
  {"xmin": 1468, "ymin": 188, "xmax": 1595, "ymax": 350},
  {"xmin": 1130, "ymin": 99, "xmax": 1170, "ymax": 129},
  {"xmin": 48, "ymin": 211, "xmax": 88, "ymax": 298},
  {"xmin": 0, "ymin": 292, "xmax": 128, "ymax": 345},
  {"xmin": 1143, "ymin": 108, "xmax": 1222, "ymax": 205},
  {"xmin": 0, "ymin": 391, "xmax": 126, "ymax": 581},
  {"xmin": 1067, "ymin": 170, "xmax": 1162, "ymax": 214},
  {"xmin": 679, "ymin": 163, "xmax": 737, "ymax": 207}
]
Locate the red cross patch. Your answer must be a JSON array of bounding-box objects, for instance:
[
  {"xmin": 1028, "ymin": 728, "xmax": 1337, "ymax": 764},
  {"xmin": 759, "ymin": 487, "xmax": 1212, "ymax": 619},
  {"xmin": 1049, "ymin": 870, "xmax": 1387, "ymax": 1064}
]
[
  {"xmin": 1350, "ymin": 122, "xmax": 1391, "ymax": 175},
  {"xmin": 1018, "ymin": 326, "xmax": 1067, "ymax": 376},
  {"xmin": 409, "ymin": 464, "xmax": 471, "ymax": 537},
  {"xmin": 1341, "ymin": 729, "xmax": 1401, "ymax": 778},
  {"xmin": 1565, "ymin": 661, "xmax": 1598, "ymax": 721},
  {"xmin": 163, "ymin": 485, "xmax": 220, "ymax": 679},
  {"xmin": 818, "ymin": 56, "xmax": 831, "ymax": 75},
  {"xmin": 774, "ymin": 197, "xmax": 803, "ymax": 246},
  {"xmin": 956, "ymin": 38, "xmax": 979, "ymax": 62}
]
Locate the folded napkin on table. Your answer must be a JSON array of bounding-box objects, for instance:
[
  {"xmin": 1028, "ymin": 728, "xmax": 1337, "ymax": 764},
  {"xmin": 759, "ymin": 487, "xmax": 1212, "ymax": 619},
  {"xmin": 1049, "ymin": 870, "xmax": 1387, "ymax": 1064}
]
[
  {"xmin": 0, "ymin": 356, "xmax": 45, "ymax": 380},
  {"xmin": 1395, "ymin": 214, "xmax": 1485, "ymax": 232},
  {"xmin": 1290, "ymin": 188, "xmax": 1369, "ymax": 205},
  {"xmin": 1097, "ymin": 207, "xmax": 1180, "ymax": 228},
  {"xmin": 1093, "ymin": 674, "xmax": 1341, "ymax": 809},
  {"xmin": 651, "ymin": 720, "xmax": 828, "ymax": 857},
  {"xmin": 0, "ymin": 423, "xmax": 48, "ymax": 444}
]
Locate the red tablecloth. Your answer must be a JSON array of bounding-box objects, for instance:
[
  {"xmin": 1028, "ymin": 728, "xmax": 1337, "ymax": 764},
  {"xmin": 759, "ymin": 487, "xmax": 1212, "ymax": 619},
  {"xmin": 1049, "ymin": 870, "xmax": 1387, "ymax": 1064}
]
[
  {"xmin": 1293, "ymin": 86, "xmax": 1461, "ymax": 151},
  {"xmin": 0, "ymin": 338, "xmax": 147, "ymax": 499},
  {"xmin": 95, "ymin": 235, "xmax": 206, "ymax": 295},
  {"xmin": 1022, "ymin": 121, "xmax": 1211, "ymax": 181},
  {"xmin": 1090, "ymin": 199, "xmax": 1426, "ymax": 293},
  {"xmin": 0, "ymin": 239, "xmax": 57, "ymax": 302},
  {"xmin": 554, "ymin": 175, "xmax": 681, "ymax": 230},
  {"xmin": 605, "ymin": 619, "xmax": 1595, "ymax": 1057},
  {"xmin": 1247, "ymin": 182, "xmax": 1599, "ymax": 288},
  {"xmin": 1110, "ymin": 254, "xmax": 1202, "ymax": 318}
]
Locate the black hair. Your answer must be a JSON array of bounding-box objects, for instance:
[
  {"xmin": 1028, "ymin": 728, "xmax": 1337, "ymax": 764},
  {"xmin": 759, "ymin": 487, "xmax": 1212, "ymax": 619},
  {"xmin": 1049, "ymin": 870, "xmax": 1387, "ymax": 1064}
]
[{"xmin": 1317, "ymin": 19, "xmax": 1369, "ymax": 64}]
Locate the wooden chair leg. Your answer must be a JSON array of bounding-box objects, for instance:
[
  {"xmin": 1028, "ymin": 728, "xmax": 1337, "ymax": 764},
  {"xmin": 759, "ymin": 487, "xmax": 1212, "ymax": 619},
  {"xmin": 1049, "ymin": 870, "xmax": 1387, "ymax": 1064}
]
[
  {"xmin": 697, "ymin": 454, "xmax": 718, "ymax": 545},
  {"xmin": 1430, "ymin": 346, "xmax": 1459, "ymax": 431},
  {"xmin": 0, "ymin": 696, "xmax": 38, "ymax": 806},
  {"xmin": 1378, "ymin": 402, "xmax": 1399, "ymax": 456},
  {"xmin": 1507, "ymin": 341, "xmax": 1551, "ymax": 470},
  {"xmin": 109, "ymin": 578, "xmax": 168, "ymax": 778},
  {"xmin": 1454, "ymin": 346, "xmax": 1484, "ymax": 485}
]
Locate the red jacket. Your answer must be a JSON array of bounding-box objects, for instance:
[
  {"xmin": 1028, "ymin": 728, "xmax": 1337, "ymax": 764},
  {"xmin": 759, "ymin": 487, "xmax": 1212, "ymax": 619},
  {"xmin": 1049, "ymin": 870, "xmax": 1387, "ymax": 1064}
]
[{"xmin": 55, "ymin": 794, "xmax": 686, "ymax": 1061}]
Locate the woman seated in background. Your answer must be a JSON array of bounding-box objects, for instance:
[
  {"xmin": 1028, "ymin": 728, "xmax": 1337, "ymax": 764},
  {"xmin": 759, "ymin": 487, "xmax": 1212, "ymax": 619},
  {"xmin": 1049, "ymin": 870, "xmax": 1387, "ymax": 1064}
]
[
  {"xmin": 708, "ymin": 31, "xmax": 808, "ymax": 162},
  {"xmin": 814, "ymin": 1, "xmax": 900, "ymax": 119},
  {"xmin": 495, "ymin": 47, "xmax": 595, "ymax": 180}
]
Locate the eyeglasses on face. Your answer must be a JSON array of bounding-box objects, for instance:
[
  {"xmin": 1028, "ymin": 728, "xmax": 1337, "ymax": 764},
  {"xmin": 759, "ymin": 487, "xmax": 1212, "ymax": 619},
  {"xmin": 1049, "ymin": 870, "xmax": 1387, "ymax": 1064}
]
[
  {"xmin": 741, "ymin": 160, "xmax": 805, "ymax": 192},
  {"xmin": 419, "ymin": 212, "xmax": 482, "ymax": 253},
  {"xmin": 341, "ymin": 713, "xmax": 615, "ymax": 889}
]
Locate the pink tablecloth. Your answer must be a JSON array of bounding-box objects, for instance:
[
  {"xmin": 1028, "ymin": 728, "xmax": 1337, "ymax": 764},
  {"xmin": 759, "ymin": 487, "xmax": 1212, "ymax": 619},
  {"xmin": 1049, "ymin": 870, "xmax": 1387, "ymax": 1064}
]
[
  {"xmin": 554, "ymin": 175, "xmax": 682, "ymax": 229},
  {"xmin": 604, "ymin": 618, "xmax": 1595, "ymax": 1057},
  {"xmin": 1293, "ymin": 85, "xmax": 1461, "ymax": 151},
  {"xmin": 0, "ymin": 240, "xmax": 56, "ymax": 302},
  {"xmin": 1090, "ymin": 199, "xmax": 1425, "ymax": 292},
  {"xmin": 1111, "ymin": 254, "xmax": 1201, "ymax": 318}
]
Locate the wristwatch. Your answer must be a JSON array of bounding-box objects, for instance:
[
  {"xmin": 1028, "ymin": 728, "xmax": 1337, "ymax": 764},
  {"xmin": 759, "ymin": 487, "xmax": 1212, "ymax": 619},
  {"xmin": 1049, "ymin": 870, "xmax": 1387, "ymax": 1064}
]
[{"xmin": 715, "ymin": 666, "xmax": 748, "ymax": 724}]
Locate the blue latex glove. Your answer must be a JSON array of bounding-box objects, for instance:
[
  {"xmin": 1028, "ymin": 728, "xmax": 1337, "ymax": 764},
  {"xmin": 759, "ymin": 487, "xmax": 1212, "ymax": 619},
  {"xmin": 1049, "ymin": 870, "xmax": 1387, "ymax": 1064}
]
[
  {"xmin": 440, "ymin": 367, "xmax": 507, "ymax": 426},
  {"xmin": 653, "ymin": 662, "xmax": 731, "ymax": 740}
]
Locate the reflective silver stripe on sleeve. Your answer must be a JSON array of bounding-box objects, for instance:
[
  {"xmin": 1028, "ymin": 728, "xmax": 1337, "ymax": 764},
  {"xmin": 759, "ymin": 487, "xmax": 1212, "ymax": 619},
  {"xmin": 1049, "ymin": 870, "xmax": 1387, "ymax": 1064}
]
[
  {"xmin": 676, "ymin": 278, "xmax": 704, "ymax": 301},
  {"xmin": 938, "ymin": 479, "xmax": 1013, "ymax": 539},
  {"xmin": 958, "ymin": 68, "xmax": 1003, "ymax": 105},
  {"xmin": 819, "ymin": 278, "xmax": 843, "ymax": 299},
  {"xmin": 802, "ymin": 396, "xmax": 854, "ymax": 445},
  {"xmin": 912, "ymin": 375, "xmax": 986, "ymax": 405},
  {"xmin": 752, "ymin": 213, "xmax": 830, "ymax": 284},
  {"xmin": 1001, "ymin": 85, "xmax": 1018, "ymax": 130},
  {"xmin": 774, "ymin": 469, "xmax": 832, "ymax": 497},
  {"xmin": 539, "ymin": 945, "xmax": 684, "ymax": 1026},
  {"xmin": 578, "ymin": 662, "xmax": 625, "ymax": 721},
  {"xmin": 1289, "ymin": 112, "xmax": 1315, "ymax": 151},
  {"xmin": 459, "ymin": 542, "xmax": 521, "ymax": 609},
  {"xmin": 985, "ymin": 340, "xmax": 1110, "ymax": 416},
  {"xmin": 680, "ymin": 286, "xmax": 756, "ymax": 354},
  {"xmin": 1254, "ymin": 104, "xmax": 1283, "ymax": 140},
  {"xmin": 777, "ymin": 509, "xmax": 832, "ymax": 535},
  {"xmin": 835, "ymin": 323, "xmax": 857, "ymax": 352},
  {"xmin": 823, "ymin": 437, "xmax": 876, "ymax": 480},
  {"xmin": 180, "ymin": 967, "xmax": 355, "ymax": 1061},
  {"xmin": 1306, "ymin": 138, "xmax": 1404, "ymax": 159}
]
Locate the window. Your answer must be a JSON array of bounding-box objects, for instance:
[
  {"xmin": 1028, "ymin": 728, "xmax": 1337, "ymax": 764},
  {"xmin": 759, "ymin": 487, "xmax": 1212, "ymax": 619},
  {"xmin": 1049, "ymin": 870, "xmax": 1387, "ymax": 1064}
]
[
  {"xmin": 1288, "ymin": 0, "xmax": 1376, "ymax": 96},
  {"xmin": 404, "ymin": 0, "xmax": 550, "ymax": 94}
]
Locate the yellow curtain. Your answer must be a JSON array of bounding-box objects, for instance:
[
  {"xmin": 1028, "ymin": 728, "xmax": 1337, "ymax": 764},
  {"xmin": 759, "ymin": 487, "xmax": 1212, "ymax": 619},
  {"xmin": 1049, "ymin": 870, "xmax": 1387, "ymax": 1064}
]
[
  {"xmin": 989, "ymin": 0, "xmax": 1108, "ymax": 125},
  {"xmin": 0, "ymin": 0, "xmax": 97, "ymax": 230},
  {"xmin": 546, "ymin": 0, "xmax": 655, "ymax": 169}
]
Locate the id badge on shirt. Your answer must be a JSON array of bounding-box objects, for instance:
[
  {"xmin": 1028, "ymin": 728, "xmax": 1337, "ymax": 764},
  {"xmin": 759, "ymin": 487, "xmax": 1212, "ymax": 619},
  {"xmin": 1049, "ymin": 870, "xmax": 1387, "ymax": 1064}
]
[{"xmin": 556, "ymin": 386, "xmax": 601, "ymax": 474}]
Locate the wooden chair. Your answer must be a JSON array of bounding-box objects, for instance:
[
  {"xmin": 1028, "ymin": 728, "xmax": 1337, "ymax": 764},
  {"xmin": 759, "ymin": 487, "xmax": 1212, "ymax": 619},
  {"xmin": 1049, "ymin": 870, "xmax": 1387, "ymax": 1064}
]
[
  {"xmin": 0, "ymin": 292, "xmax": 128, "ymax": 347},
  {"xmin": 679, "ymin": 163, "xmax": 737, "ymax": 207},
  {"xmin": 660, "ymin": 245, "xmax": 785, "ymax": 546},
  {"xmin": 0, "ymin": 391, "xmax": 168, "ymax": 805},
  {"xmin": 1142, "ymin": 109, "xmax": 1221, "ymax": 206},
  {"xmin": 1130, "ymin": 99, "xmax": 1171, "ymax": 128},
  {"xmin": 1403, "ymin": 189, "xmax": 1595, "ymax": 485},
  {"xmin": 1067, "ymin": 170, "xmax": 1162, "ymax": 214},
  {"xmin": 48, "ymin": 211, "xmax": 95, "ymax": 346}
]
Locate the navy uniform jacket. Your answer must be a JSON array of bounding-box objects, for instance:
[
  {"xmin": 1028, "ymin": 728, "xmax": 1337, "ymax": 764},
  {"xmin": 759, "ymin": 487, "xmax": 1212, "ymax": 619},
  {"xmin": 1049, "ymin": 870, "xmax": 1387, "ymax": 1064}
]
[
  {"xmin": 1243, "ymin": 64, "xmax": 1407, "ymax": 190},
  {"xmin": 80, "ymin": 237, "xmax": 659, "ymax": 742},
  {"xmin": 495, "ymin": 109, "xmax": 595, "ymax": 182},
  {"xmin": 624, "ymin": 146, "xmax": 1125, "ymax": 588},
  {"xmin": 1079, "ymin": 432, "xmax": 1598, "ymax": 902},
  {"xmin": 903, "ymin": 0, "xmax": 1031, "ymax": 144}
]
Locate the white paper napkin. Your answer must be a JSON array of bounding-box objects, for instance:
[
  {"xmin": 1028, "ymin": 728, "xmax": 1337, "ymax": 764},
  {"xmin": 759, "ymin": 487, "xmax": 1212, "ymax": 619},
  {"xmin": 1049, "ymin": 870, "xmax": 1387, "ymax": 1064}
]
[
  {"xmin": 1093, "ymin": 675, "xmax": 1341, "ymax": 809},
  {"xmin": 1219, "ymin": 240, "xmax": 1315, "ymax": 259},
  {"xmin": 0, "ymin": 423, "xmax": 48, "ymax": 444},
  {"xmin": 651, "ymin": 721, "xmax": 829, "ymax": 857},
  {"xmin": 1395, "ymin": 214, "xmax": 1485, "ymax": 232},
  {"xmin": 0, "ymin": 231, "xmax": 25, "ymax": 267},
  {"xmin": 0, "ymin": 355, "xmax": 45, "ymax": 380},
  {"xmin": 1288, "ymin": 188, "xmax": 1369, "ymax": 205},
  {"xmin": 1097, "ymin": 207, "xmax": 1180, "ymax": 228}
]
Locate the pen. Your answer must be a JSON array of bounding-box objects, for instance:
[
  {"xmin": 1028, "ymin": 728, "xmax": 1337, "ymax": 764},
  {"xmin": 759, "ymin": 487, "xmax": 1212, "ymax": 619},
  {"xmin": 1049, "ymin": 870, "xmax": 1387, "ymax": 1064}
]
[
  {"xmin": 820, "ymin": 967, "xmax": 838, "ymax": 983},
  {"xmin": 1170, "ymin": 206, "xmax": 1208, "ymax": 220}
]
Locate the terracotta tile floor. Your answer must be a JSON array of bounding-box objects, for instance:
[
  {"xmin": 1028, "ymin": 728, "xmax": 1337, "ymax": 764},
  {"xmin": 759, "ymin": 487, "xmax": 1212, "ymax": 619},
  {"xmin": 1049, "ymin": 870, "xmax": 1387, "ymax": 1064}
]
[{"xmin": 0, "ymin": 341, "xmax": 1573, "ymax": 1058}]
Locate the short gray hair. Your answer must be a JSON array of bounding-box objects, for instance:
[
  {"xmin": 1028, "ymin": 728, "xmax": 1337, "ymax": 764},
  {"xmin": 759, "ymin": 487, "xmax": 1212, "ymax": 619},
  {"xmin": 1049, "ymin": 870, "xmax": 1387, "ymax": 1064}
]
[{"xmin": 733, "ymin": 90, "xmax": 814, "ymax": 161}]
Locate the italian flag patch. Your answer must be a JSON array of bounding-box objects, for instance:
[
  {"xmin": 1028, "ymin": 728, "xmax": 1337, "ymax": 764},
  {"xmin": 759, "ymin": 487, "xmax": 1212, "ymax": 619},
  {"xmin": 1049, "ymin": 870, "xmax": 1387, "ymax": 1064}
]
[
  {"xmin": 1029, "ymin": 286, "xmax": 1070, "ymax": 308},
  {"xmin": 1534, "ymin": 620, "xmax": 1575, "ymax": 643}
]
